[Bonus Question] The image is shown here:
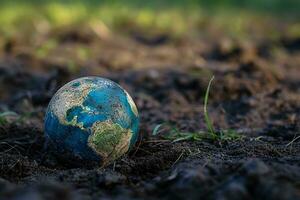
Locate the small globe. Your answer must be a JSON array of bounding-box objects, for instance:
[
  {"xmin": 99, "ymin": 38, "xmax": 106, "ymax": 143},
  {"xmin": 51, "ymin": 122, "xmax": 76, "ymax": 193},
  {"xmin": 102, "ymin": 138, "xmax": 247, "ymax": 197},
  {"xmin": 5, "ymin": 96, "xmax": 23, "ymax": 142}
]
[{"xmin": 44, "ymin": 77, "xmax": 139, "ymax": 166}]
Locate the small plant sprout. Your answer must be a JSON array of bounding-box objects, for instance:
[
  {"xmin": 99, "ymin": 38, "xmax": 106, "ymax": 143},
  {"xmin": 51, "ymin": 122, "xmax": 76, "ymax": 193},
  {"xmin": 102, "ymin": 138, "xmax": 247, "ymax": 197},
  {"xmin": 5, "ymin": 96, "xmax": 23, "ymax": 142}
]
[
  {"xmin": 0, "ymin": 111, "xmax": 18, "ymax": 125},
  {"xmin": 152, "ymin": 124, "xmax": 165, "ymax": 136},
  {"xmin": 204, "ymin": 76, "xmax": 217, "ymax": 139},
  {"xmin": 152, "ymin": 76, "xmax": 243, "ymax": 143},
  {"xmin": 203, "ymin": 76, "xmax": 242, "ymax": 141}
]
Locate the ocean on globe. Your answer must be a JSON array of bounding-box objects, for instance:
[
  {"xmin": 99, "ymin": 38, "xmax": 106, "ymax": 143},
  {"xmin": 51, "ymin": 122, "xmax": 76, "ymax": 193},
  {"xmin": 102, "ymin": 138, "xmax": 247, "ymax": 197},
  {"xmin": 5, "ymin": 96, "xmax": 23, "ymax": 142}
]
[{"xmin": 44, "ymin": 76, "xmax": 139, "ymax": 166}]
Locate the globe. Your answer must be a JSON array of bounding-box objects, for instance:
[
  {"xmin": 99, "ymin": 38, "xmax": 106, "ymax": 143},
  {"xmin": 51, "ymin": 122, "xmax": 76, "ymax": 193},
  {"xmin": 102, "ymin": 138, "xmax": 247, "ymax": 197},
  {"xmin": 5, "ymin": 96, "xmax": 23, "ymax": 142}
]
[{"xmin": 44, "ymin": 77, "xmax": 139, "ymax": 166}]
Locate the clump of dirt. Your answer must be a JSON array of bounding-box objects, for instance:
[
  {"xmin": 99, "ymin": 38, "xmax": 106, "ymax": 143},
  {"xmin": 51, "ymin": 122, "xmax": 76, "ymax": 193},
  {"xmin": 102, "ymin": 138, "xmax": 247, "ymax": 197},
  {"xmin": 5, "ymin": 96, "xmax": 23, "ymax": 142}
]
[{"xmin": 0, "ymin": 21, "xmax": 300, "ymax": 200}]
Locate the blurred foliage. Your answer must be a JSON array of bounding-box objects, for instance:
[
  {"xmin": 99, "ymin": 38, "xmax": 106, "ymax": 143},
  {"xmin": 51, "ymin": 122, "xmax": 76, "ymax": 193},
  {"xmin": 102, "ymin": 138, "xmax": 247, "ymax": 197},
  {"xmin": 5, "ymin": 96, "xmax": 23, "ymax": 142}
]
[{"xmin": 0, "ymin": 0, "xmax": 299, "ymax": 38}]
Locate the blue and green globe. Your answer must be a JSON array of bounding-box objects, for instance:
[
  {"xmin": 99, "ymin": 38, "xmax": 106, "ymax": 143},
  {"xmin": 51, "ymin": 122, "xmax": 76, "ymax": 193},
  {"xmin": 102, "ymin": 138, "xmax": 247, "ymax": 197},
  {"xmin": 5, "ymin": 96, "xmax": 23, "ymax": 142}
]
[{"xmin": 44, "ymin": 77, "xmax": 139, "ymax": 166}]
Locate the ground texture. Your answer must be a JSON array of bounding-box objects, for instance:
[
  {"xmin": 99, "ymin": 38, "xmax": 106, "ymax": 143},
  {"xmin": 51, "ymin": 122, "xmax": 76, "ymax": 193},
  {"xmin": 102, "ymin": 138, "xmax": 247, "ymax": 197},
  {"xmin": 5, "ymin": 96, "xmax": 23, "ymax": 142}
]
[{"xmin": 0, "ymin": 21, "xmax": 300, "ymax": 199}]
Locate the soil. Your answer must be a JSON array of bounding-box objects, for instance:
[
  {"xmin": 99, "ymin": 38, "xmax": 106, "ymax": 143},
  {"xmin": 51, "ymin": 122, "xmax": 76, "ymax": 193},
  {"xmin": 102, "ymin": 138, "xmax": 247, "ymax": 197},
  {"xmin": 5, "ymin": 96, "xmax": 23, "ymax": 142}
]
[{"xmin": 0, "ymin": 24, "xmax": 300, "ymax": 200}]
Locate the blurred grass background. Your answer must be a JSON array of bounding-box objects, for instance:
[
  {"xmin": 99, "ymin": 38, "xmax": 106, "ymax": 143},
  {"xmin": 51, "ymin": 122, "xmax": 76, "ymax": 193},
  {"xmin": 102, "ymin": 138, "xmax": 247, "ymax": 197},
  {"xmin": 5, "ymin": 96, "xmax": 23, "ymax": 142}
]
[{"xmin": 0, "ymin": 0, "xmax": 299, "ymax": 39}]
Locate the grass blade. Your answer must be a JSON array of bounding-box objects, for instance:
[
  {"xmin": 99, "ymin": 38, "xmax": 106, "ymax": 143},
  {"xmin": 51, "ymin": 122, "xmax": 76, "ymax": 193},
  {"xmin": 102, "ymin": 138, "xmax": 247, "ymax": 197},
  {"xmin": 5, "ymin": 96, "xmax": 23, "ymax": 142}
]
[
  {"xmin": 152, "ymin": 124, "xmax": 163, "ymax": 135},
  {"xmin": 204, "ymin": 76, "xmax": 216, "ymax": 137}
]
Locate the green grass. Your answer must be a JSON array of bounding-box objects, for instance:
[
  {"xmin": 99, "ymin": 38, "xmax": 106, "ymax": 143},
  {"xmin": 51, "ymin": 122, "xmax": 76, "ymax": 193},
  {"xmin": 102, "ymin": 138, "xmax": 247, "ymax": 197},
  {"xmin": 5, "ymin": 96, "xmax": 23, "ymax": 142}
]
[
  {"xmin": 152, "ymin": 76, "xmax": 243, "ymax": 143},
  {"xmin": 0, "ymin": 1, "xmax": 299, "ymax": 39},
  {"xmin": 204, "ymin": 76, "xmax": 216, "ymax": 138},
  {"xmin": 0, "ymin": 111, "xmax": 18, "ymax": 126},
  {"xmin": 0, "ymin": 111, "xmax": 32, "ymax": 126}
]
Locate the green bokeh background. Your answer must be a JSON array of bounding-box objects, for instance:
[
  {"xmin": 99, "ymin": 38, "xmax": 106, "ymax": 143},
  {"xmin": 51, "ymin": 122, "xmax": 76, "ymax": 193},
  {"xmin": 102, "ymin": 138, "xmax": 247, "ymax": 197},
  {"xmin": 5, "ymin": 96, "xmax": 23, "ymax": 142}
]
[{"xmin": 0, "ymin": 0, "xmax": 299, "ymax": 38}]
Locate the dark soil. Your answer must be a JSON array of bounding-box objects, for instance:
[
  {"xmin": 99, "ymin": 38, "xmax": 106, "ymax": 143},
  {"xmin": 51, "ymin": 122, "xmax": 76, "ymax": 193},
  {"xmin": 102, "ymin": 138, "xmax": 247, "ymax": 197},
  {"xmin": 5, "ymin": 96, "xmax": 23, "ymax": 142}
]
[{"xmin": 0, "ymin": 25, "xmax": 300, "ymax": 200}]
